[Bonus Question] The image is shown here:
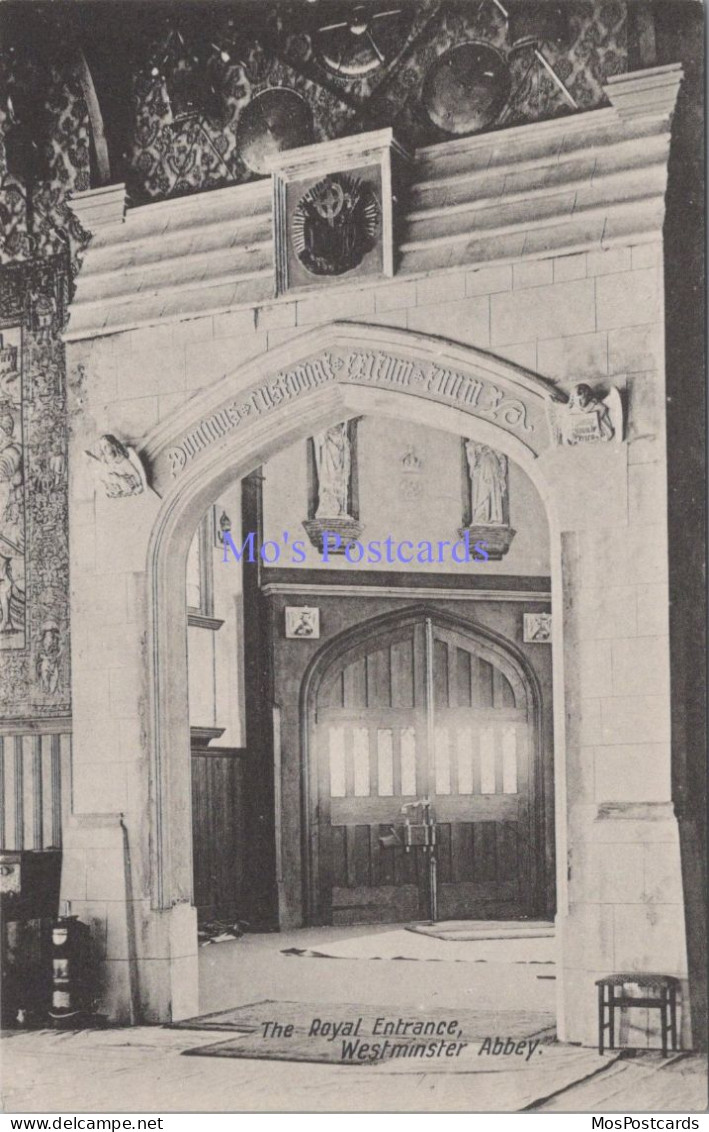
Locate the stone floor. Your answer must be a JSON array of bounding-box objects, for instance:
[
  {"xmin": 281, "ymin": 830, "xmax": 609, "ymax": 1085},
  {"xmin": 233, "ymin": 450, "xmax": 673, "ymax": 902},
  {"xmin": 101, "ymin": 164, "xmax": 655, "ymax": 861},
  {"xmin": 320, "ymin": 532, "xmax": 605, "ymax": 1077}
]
[
  {"xmin": 2, "ymin": 925, "xmax": 707, "ymax": 1114},
  {"xmin": 198, "ymin": 923, "xmax": 557, "ymax": 1018},
  {"xmin": 3, "ymin": 1025, "xmax": 706, "ymax": 1113}
]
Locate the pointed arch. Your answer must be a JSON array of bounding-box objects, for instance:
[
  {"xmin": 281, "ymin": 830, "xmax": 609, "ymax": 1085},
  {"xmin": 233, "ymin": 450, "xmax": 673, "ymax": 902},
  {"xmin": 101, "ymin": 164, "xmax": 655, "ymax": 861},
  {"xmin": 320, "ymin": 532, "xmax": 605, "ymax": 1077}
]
[
  {"xmin": 141, "ymin": 320, "xmax": 564, "ymax": 500},
  {"xmin": 144, "ymin": 321, "xmax": 563, "ymax": 917}
]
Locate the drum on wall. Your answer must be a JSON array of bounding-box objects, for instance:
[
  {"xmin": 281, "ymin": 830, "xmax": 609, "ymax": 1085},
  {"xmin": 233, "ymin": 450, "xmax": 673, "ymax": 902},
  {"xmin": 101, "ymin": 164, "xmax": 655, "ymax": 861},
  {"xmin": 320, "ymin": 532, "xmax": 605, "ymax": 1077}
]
[
  {"xmin": 237, "ymin": 87, "xmax": 314, "ymax": 175},
  {"xmin": 312, "ymin": 4, "xmax": 414, "ymax": 78},
  {"xmin": 507, "ymin": 2, "xmax": 571, "ymax": 54},
  {"xmin": 422, "ymin": 42, "xmax": 512, "ymax": 136}
]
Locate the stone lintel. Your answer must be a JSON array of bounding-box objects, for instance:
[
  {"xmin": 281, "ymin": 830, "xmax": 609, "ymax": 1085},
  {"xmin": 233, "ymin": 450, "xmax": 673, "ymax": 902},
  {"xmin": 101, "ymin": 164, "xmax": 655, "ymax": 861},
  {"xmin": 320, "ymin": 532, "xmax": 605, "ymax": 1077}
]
[{"xmin": 265, "ymin": 126, "xmax": 412, "ymax": 180}]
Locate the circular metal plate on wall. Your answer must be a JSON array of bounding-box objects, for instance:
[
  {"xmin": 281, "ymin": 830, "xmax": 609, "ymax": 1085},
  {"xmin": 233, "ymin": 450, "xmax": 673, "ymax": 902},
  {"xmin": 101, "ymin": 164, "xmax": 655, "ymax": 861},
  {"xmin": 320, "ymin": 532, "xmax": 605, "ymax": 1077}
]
[
  {"xmin": 422, "ymin": 42, "xmax": 512, "ymax": 135},
  {"xmin": 314, "ymin": 4, "xmax": 414, "ymax": 78},
  {"xmin": 508, "ymin": 2, "xmax": 571, "ymax": 53},
  {"xmin": 238, "ymin": 87, "xmax": 314, "ymax": 175}
]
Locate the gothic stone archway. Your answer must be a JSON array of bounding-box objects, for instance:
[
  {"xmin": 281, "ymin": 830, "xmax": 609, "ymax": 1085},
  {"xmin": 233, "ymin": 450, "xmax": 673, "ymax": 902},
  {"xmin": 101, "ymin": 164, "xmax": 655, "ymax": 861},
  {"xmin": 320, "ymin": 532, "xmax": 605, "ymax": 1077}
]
[
  {"xmin": 139, "ymin": 322, "xmax": 569, "ymax": 1023},
  {"xmin": 64, "ymin": 320, "xmax": 682, "ymax": 1046}
]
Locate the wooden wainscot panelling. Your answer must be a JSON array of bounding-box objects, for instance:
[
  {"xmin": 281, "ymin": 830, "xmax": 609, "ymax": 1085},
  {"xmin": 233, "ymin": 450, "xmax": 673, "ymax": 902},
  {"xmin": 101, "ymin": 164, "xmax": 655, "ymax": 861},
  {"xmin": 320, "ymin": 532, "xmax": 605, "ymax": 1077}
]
[
  {"xmin": 190, "ymin": 727, "xmax": 248, "ymax": 926},
  {"xmin": 0, "ymin": 720, "xmax": 71, "ymax": 851}
]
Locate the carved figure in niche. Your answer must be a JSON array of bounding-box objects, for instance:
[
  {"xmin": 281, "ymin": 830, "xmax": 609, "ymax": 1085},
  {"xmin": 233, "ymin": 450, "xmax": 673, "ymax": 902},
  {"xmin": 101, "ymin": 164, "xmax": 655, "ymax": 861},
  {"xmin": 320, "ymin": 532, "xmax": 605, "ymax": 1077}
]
[
  {"xmin": 313, "ymin": 423, "xmax": 351, "ymax": 519},
  {"xmin": 36, "ymin": 617, "xmax": 61, "ymax": 694},
  {"xmin": 0, "ymin": 555, "xmax": 24, "ymax": 636},
  {"xmin": 562, "ymin": 384, "xmax": 622, "ymax": 445},
  {"xmin": 465, "ymin": 440, "xmax": 508, "ymax": 526},
  {"xmin": 293, "ymin": 610, "xmax": 316, "ymax": 637},
  {"xmin": 214, "ymin": 509, "xmax": 232, "ymax": 547},
  {"xmin": 399, "ymin": 445, "xmax": 424, "ymax": 502},
  {"xmin": 86, "ymin": 434, "xmax": 147, "ymax": 498},
  {"xmin": 31, "ymin": 364, "xmax": 61, "ymax": 403},
  {"xmin": 285, "ymin": 606, "xmax": 320, "ymax": 640}
]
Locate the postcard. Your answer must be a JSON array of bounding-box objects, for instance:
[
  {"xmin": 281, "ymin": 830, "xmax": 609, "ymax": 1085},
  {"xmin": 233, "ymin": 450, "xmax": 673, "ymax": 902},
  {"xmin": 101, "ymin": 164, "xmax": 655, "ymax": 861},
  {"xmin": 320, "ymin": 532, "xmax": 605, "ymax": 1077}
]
[{"xmin": 0, "ymin": 0, "xmax": 706, "ymax": 1120}]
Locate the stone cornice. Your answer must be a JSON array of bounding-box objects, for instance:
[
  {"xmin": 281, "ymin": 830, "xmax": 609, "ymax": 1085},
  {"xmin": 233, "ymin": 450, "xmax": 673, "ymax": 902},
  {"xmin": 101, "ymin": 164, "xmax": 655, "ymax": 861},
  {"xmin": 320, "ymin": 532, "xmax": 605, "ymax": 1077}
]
[
  {"xmin": 65, "ymin": 64, "xmax": 683, "ymax": 343},
  {"xmin": 260, "ymin": 582, "xmax": 551, "ymax": 603},
  {"xmin": 264, "ymin": 126, "xmax": 411, "ymax": 177},
  {"xmin": 0, "ymin": 716, "xmax": 72, "ymax": 736}
]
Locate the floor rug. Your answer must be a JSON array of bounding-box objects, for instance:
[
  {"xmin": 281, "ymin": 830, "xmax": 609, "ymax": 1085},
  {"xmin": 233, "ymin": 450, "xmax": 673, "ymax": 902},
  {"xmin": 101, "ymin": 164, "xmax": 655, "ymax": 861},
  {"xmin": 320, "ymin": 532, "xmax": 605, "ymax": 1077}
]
[
  {"xmin": 177, "ymin": 999, "xmax": 555, "ymax": 1065},
  {"xmin": 279, "ymin": 928, "xmax": 555, "ymax": 966},
  {"xmin": 408, "ymin": 920, "xmax": 555, "ymax": 942}
]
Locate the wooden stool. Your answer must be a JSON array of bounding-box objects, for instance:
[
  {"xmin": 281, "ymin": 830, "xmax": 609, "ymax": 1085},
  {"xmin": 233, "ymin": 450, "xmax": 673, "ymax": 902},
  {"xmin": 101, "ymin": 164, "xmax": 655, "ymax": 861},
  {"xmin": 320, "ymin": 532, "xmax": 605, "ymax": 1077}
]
[{"xmin": 596, "ymin": 974, "xmax": 680, "ymax": 1056}]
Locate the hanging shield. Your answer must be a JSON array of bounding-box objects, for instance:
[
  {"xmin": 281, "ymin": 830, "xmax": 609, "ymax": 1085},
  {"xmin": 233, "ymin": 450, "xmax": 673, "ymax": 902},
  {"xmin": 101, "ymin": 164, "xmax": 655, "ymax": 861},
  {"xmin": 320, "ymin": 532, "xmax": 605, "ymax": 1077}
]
[{"xmin": 422, "ymin": 42, "xmax": 512, "ymax": 135}]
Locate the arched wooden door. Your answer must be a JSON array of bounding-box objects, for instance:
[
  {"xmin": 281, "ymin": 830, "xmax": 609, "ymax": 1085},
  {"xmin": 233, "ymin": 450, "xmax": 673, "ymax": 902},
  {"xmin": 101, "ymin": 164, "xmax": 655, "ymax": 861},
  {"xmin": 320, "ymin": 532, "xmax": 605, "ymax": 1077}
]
[{"xmin": 309, "ymin": 612, "xmax": 540, "ymax": 925}]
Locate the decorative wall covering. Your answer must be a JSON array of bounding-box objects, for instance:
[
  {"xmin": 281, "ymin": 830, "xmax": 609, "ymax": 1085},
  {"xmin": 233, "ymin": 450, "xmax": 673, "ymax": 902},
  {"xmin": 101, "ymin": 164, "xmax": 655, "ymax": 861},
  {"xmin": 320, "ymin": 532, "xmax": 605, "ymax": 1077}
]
[
  {"xmin": 0, "ymin": 257, "xmax": 70, "ymax": 717},
  {"xmin": 0, "ymin": 44, "xmax": 91, "ymax": 271},
  {"xmin": 0, "ymin": 0, "xmax": 628, "ymax": 713},
  {"xmin": 2, "ymin": 3, "xmax": 628, "ymax": 219},
  {"xmin": 125, "ymin": 1, "xmax": 627, "ymax": 203}
]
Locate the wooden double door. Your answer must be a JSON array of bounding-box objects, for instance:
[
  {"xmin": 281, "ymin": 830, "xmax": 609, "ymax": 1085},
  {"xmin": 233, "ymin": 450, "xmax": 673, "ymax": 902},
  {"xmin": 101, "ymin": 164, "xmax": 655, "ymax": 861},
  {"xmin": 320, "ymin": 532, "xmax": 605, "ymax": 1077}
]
[{"xmin": 311, "ymin": 614, "xmax": 541, "ymax": 925}]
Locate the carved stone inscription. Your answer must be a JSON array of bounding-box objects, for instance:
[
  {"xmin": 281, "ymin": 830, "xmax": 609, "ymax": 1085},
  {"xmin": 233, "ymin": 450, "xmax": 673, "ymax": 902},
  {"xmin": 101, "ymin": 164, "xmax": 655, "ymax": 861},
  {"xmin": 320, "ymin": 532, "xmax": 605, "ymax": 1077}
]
[{"xmin": 163, "ymin": 349, "xmax": 539, "ymax": 480}]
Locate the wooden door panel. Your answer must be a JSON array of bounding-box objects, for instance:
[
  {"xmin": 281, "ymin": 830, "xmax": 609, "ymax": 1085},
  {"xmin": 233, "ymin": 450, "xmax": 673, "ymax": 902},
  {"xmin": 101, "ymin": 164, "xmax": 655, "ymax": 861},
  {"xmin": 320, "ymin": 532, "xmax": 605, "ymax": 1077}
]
[
  {"xmin": 332, "ymin": 885, "xmax": 422, "ymax": 925},
  {"xmin": 313, "ymin": 616, "xmax": 540, "ymax": 925},
  {"xmin": 438, "ymin": 886, "xmax": 526, "ymax": 920},
  {"xmin": 436, "ymin": 821, "xmax": 519, "ymax": 885},
  {"xmin": 330, "ymin": 821, "xmax": 425, "ymax": 924},
  {"xmin": 331, "ymin": 797, "xmax": 414, "ymax": 822},
  {"xmin": 317, "ymin": 709, "xmax": 425, "ymax": 924},
  {"xmin": 435, "ymin": 795, "xmax": 521, "ymax": 821},
  {"xmin": 436, "ymin": 818, "xmax": 525, "ymax": 919}
]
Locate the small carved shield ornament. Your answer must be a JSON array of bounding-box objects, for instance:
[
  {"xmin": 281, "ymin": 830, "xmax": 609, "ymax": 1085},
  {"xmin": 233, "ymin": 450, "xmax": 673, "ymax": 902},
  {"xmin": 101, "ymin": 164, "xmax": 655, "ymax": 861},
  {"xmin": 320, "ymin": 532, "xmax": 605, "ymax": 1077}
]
[{"xmin": 291, "ymin": 173, "xmax": 380, "ymax": 277}]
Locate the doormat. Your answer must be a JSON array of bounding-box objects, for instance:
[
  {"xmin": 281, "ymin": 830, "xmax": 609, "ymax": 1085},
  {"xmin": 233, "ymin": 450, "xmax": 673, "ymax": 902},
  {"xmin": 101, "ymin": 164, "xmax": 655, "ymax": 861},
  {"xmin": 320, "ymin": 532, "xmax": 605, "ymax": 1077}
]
[
  {"xmin": 177, "ymin": 1000, "xmax": 555, "ymax": 1066},
  {"xmin": 279, "ymin": 928, "xmax": 555, "ymax": 965},
  {"xmin": 408, "ymin": 920, "xmax": 555, "ymax": 942}
]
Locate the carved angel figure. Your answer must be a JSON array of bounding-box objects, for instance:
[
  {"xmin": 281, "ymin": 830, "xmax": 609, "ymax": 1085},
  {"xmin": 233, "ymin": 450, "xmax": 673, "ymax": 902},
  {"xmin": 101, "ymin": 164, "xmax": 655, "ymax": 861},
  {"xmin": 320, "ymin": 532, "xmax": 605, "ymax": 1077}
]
[
  {"xmin": 313, "ymin": 423, "xmax": 351, "ymax": 519},
  {"xmin": 562, "ymin": 384, "xmax": 622, "ymax": 446},
  {"xmin": 465, "ymin": 440, "xmax": 508, "ymax": 526},
  {"xmin": 87, "ymin": 434, "xmax": 147, "ymax": 498}
]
